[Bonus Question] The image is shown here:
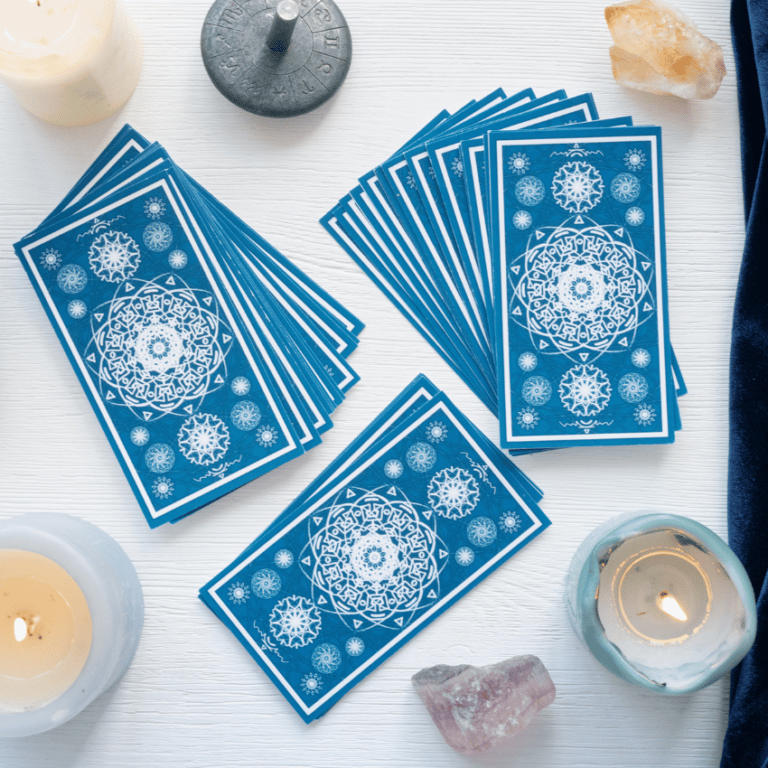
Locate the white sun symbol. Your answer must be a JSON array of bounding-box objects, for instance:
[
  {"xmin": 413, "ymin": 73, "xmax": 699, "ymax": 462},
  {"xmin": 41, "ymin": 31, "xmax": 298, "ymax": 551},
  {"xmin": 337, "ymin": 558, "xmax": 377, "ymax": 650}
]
[
  {"xmin": 231, "ymin": 376, "xmax": 251, "ymax": 396},
  {"xmin": 168, "ymin": 250, "xmax": 188, "ymax": 269},
  {"xmin": 512, "ymin": 210, "xmax": 533, "ymax": 230},
  {"xmin": 40, "ymin": 248, "xmax": 62, "ymax": 270},
  {"xmin": 508, "ymin": 152, "xmax": 530, "ymax": 175},
  {"xmin": 625, "ymin": 207, "xmax": 645, "ymax": 226},
  {"xmin": 634, "ymin": 403, "xmax": 656, "ymax": 426},
  {"xmin": 345, "ymin": 637, "xmax": 365, "ymax": 656},
  {"xmin": 274, "ymin": 549, "xmax": 294, "ymax": 569},
  {"xmin": 227, "ymin": 582, "xmax": 250, "ymax": 604},
  {"xmin": 152, "ymin": 477, "xmax": 174, "ymax": 500},
  {"xmin": 631, "ymin": 348, "xmax": 651, "ymax": 368},
  {"xmin": 455, "ymin": 547, "xmax": 475, "ymax": 566},
  {"xmin": 67, "ymin": 300, "xmax": 87, "ymax": 319},
  {"xmin": 624, "ymin": 148, "xmax": 646, "ymax": 171},
  {"xmin": 516, "ymin": 407, "xmax": 539, "ymax": 430},
  {"xmin": 500, "ymin": 511, "xmax": 522, "ymax": 533},
  {"xmin": 255, "ymin": 424, "xmax": 279, "ymax": 448},
  {"xmin": 452, "ymin": 157, "xmax": 464, "ymax": 178},
  {"xmin": 425, "ymin": 421, "xmax": 448, "ymax": 443},
  {"xmin": 144, "ymin": 197, "xmax": 166, "ymax": 220},
  {"xmin": 518, "ymin": 352, "xmax": 537, "ymax": 372},
  {"xmin": 300, "ymin": 673, "xmax": 322, "ymax": 696}
]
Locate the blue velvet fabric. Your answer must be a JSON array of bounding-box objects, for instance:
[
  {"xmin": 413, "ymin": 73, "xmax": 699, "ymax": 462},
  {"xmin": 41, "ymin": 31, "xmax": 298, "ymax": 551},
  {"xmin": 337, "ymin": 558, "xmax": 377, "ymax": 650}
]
[{"xmin": 723, "ymin": 2, "xmax": 768, "ymax": 765}]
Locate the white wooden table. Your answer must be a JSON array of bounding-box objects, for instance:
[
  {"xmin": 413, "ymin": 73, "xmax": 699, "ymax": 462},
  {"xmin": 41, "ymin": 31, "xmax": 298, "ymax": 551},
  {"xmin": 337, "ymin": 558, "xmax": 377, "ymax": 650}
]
[{"xmin": 0, "ymin": 1, "xmax": 743, "ymax": 765}]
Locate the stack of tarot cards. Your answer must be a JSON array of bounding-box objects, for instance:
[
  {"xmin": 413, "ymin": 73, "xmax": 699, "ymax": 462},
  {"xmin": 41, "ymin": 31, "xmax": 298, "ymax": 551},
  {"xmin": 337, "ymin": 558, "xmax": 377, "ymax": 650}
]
[
  {"xmin": 15, "ymin": 125, "xmax": 363, "ymax": 527},
  {"xmin": 321, "ymin": 88, "xmax": 685, "ymax": 452},
  {"xmin": 200, "ymin": 374, "xmax": 550, "ymax": 722}
]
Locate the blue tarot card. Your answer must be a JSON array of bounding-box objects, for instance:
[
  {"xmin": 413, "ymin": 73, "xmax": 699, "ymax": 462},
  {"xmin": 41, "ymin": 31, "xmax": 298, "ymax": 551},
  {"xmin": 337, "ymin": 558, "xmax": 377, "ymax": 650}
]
[
  {"xmin": 200, "ymin": 386, "xmax": 549, "ymax": 722},
  {"xmin": 488, "ymin": 125, "xmax": 677, "ymax": 448}
]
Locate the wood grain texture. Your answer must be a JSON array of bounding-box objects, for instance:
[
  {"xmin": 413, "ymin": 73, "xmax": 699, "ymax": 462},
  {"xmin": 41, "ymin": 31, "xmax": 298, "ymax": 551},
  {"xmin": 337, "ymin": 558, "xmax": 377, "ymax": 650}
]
[{"xmin": 0, "ymin": 0, "xmax": 741, "ymax": 765}]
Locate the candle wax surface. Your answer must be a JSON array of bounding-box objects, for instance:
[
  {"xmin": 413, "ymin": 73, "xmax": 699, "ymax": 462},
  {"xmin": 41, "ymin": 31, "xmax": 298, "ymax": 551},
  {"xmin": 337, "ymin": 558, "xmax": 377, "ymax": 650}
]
[{"xmin": 0, "ymin": 549, "xmax": 92, "ymax": 712}]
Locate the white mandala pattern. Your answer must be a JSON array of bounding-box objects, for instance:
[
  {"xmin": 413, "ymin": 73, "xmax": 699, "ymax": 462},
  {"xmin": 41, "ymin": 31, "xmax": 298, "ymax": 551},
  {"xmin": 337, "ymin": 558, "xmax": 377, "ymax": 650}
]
[
  {"xmin": 451, "ymin": 157, "xmax": 464, "ymax": 178},
  {"xmin": 384, "ymin": 459, "xmax": 403, "ymax": 479},
  {"xmin": 552, "ymin": 161, "xmax": 604, "ymax": 213},
  {"xmin": 251, "ymin": 568, "xmax": 281, "ymax": 599},
  {"xmin": 231, "ymin": 400, "xmax": 261, "ymax": 431},
  {"xmin": 168, "ymin": 250, "xmax": 188, "ymax": 269},
  {"xmin": 500, "ymin": 510, "xmax": 522, "ymax": 534},
  {"xmin": 144, "ymin": 197, "xmax": 166, "ymax": 220},
  {"xmin": 513, "ymin": 210, "xmax": 533, "ymax": 230},
  {"xmin": 40, "ymin": 248, "xmax": 62, "ymax": 270},
  {"xmin": 345, "ymin": 637, "xmax": 365, "ymax": 656},
  {"xmin": 269, "ymin": 595, "xmax": 321, "ymax": 648},
  {"xmin": 274, "ymin": 549, "xmax": 294, "ymax": 569},
  {"xmin": 312, "ymin": 643, "xmax": 342, "ymax": 674},
  {"xmin": 559, "ymin": 364, "xmax": 612, "ymax": 417},
  {"xmin": 467, "ymin": 517, "xmax": 497, "ymax": 548},
  {"xmin": 228, "ymin": 582, "xmax": 250, "ymax": 604},
  {"xmin": 301, "ymin": 487, "xmax": 445, "ymax": 631},
  {"xmin": 255, "ymin": 424, "xmax": 279, "ymax": 448},
  {"xmin": 634, "ymin": 403, "xmax": 656, "ymax": 426},
  {"xmin": 508, "ymin": 152, "xmax": 531, "ymax": 175},
  {"xmin": 67, "ymin": 300, "xmax": 87, "ymax": 319},
  {"xmin": 624, "ymin": 148, "xmax": 646, "ymax": 171},
  {"xmin": 517, "ymin": 407, "xmax": 539, "ymax": 430},
  {"xmin": 231, "ymin": 376, "xmax": 251, "ymax": 396},
  {"xmin": 508, "ymin": 218, "xmax": 654, "ymax": 363},
  {"xmin": 300, "ymin": 673, "xmax": 322, "ymax": 695},
  {"xmin": 145, "ymin": 443, "xmax": 175, "ymax": 473},
  {"xmin": 130, "ymin": 426, "xmax": 150, "ymax": 446},
  {"xmin": 406, "ymin": 442, "xmax": 437, "ymax": 473},
  {"xmin": 515, "ymin": 176, "xmax": 545, "ymax": 207},
  {"xmin": 455, "ymin": 547, "xmax": 475, "ymax": 566},
  {"xmin": 427, "ymin": 467, "xmax": 480, "ymax": 519},
  {"xmin": 522, "ymin": 376, "xmax": 552, "ymax": 406},
  {"xmin": 406, "ymin": 171, "xmax": 417, "ymax": 190},
  {"xmin": 625, "ymin": 207, "xmax": 645, "ymax": 226},
  {"xmin": 88, "ymin": 231, "xmax": 141, "ymax": 282},
  {"xmin": 85, "ymin": 276, "xmax": 231, "ymax": 421},
  {"xmin": 518, "ymin": 351, "xmax": 537, "ymax": 372},
  {"xmin": 152, "ymin": 476, "xmax": 174, "ymax": 499},
  {"xmin": 57, "ymin": 264, "xmax": 88, "ymax": 294},
  {"xmin": 178, "ymin": 413, "xmax": 230, "ymax": 465},
  {"xmin": 425, "ymin": 421, "xmax": 448, "ymax": 443},
  {"xmin": 143, "ymin": 222, "xmax": 173, "ymax": 252},
  {"xmin": 618, "ymin": 372, "xmax": 649, "ymax": 403},
  {"xmin": 610, "ymin": 173, "xmax": 641, "ymax": 203},
  {"xmin": 631, "ymin": 348, "xmax": 651, "ymax": 368}
]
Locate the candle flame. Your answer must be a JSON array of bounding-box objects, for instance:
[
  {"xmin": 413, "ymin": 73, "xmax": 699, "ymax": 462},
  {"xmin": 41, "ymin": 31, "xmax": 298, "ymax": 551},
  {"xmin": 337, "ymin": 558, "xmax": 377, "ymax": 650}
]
[
  {"xmin": 658, "ymin": 593, "xmax": 687, "ymax": 621},
  {"xmin": 13, "ymin": 617, "xmax": 27, "ymax": 642}
]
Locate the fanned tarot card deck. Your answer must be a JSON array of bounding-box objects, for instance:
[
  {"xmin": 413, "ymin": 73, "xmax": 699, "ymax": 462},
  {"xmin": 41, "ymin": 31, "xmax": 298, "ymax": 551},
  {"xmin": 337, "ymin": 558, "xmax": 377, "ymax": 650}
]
[
  {"xmin": 200, "ymin": 374, "xmax": 549, "ymax": 722},
  {"xmin": 15, "ymin": 125, "xmax": 363, "ymax": 527},
  {"xmin": 321, "ymin": 88, "xmax": 685, "ymax": 451}
]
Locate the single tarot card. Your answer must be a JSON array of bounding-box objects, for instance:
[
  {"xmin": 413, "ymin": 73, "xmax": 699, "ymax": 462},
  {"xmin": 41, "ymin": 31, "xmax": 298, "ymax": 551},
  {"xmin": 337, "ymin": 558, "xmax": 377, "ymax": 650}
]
[
  {"xmin": 489, "ymin": 125, "xmax": 676, "ymax": 447},
  {"xmin": 201, "ymin": 391, "xmax": 550, "ymax": 722},
  {"xmin": 15, "ymin": 173, "xmax": 306, "ymax": 527}
]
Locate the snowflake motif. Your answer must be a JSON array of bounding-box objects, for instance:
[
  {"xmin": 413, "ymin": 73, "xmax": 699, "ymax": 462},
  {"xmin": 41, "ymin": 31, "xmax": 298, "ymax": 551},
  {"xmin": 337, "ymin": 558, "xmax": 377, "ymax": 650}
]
[
  {"xmin": 130, "ymin": 426, "xmax": 150, "ymax": 446},
  {"xmin": 518, "ymin": 352, "xmax": 538, "ymax": 372},
  {"xmin": 255, "ymin": 424, "xmax": 279, "ymax": 448},
  {"xmin": 522, "ymin": 376, "xmax": 552, "ymax": 406},
  {"xmin": 406, "ymin": 442, "xmax": 437, "ymax": 473},
  {"xmin": 514, "ymin": 176, "xmax": 545, "ymax": 207},
  {"xmin": 500, "ymin": 511, "xmax": 522, "ymax": 534},
  {"xmin": 231, "ymin": 376, "xmax": 251, "ymax": 396},
  {"xmin": 467, "ymin": 517, "xmax": 497, "ymax": 548},
  {"xmin": 512, "ymin": 210, "xmax": 533, "ymax": 230},
  {"xmin": 427, "ymin": 467, "xmax": 480, "ymax": 519},
  {"xmin": 618, "ymin": 372, "xmax": 649, "ymax": 403},
  {"xmin": 406, "ymin": 171, "xmax": 417, "ymax": 190},
  {"xmin": 451, "ymin": 157, "xmax": 464, "ymax": 178},
  {"xmin": 269, "ymin": 595, "xmax": 321, "ymax": 648},
  {"xmin": 178, "ymin": 413, "xmax": 230, "ymax": 466},
  {"xmin": 551, "ymin": 161, "xmax": 604, "ymax": 213},
  {"xmin": 87, "ymin": 231, "xmax": 142, "ymax": 283},
  {"xmin": 508, "ymin": 152, "xmax": 531, "ymax": 175},
  {"xmin": 167, "ymin": 250, "xmax": 188, "ymax": 269},
  {"xmin": 346, "ymin": 637, "xmax": 365, "ymax": 656},
  {"xmin": 230, "ymin": 400, "xmax": 262, "ymax": 431},
  {"xmin": 144, "ymin": 197, "xmax": 166, "ymax": 220},
  {"xmin": 631, "ymin": 348, "xmax": 651, "ymax": 368},
  {"xmin": 250, "ymin": 568, "xmax": 281, "ymax": 599},
  {"xmin": 67, "ymin": 300, "xmax": 87, "ymax": 319},
  {"xmin": 516, "ymin": 407, "xmax": 539, "ymax": 430},
  {"xmin": 610, "ymin": 173, "xmax": 641, "ymax": 204},
  {"xmin": 425, "ymin": 421, "xmax": 448, "ymax": 444},
  {"xmin": 227, "ymin": 582, "xmax": 250, "ymax": 604},
  {"xmin": 625, "ymin": 207, "xmax": 645, "ymax": 226},
  {"xmin": 40, "ymin": 248, "xmax": 62, "ymax": 270},
  {"xmin": 559, "ymin": 364, "xmax": 612, "ymax": 417},
  {"xmin": 384, "ymin": 459, "xmax": 403, "ymax": 479},
  {"xmin": 274, "ymin": 549, "xmax": 294, "ymax": 569},
  {"xmin": 455, "ymin": 547, "xmax": 475, "ymax": 566},
  {"xmin": 145, "ymin": 443, "xmax": 175, "ymax": 473},
  {"xmin": 312, "ymin": 643, "xmax": 342, "ymax": 674},
  {"xmin": 56, "ymin": 264, "xmax": 88, "ymax": 294},
  {"xmin": 143, "ymin": 222, "xmax": 173, "ymax": 252},
  {"xmin": 300, "ymin": 673, "xmax": 323, "ymax": 696},
  {"xmin": 427, "ymin": 164, "xmax": 436, "ymax": 181},
  {"xmin": 624, "ymin": 148, "xmax": 646, "ymax": 171},
  {"xmin": 634, "ymin": 402, "xmax": 656, "ymax": 426},
  {"xmin": 152, "ymin": 476, "xmax": 174, "ymax": 500}
]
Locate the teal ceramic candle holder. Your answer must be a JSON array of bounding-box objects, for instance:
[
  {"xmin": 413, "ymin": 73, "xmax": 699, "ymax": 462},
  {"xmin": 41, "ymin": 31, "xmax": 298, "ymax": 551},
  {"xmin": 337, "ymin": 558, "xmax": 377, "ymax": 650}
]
[{"xmin": 565, "ymin": 512, "xmax": 756, "ymax": 694}]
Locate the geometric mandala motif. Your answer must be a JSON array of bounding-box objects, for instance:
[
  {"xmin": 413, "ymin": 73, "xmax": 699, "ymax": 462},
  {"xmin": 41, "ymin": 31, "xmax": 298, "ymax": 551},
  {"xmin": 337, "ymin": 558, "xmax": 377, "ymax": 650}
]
[
  {"xmin": 88, "ymin": 231, "xmax": 141, "ymax": 282},
  {"xmin": 178, "ymin": 413, "xmax": 230, "ymax": 465},
  {"xmin": 143, "ymin": 222, "xmax": 173, "ymax": 252},
  {"xmin": 231, "ymin": 400, "xmax": 261, "ymax": 431},
  {"xmin": 521, "ymin": 376, "xmax": 552, "ymax": 406},
  {"xmin": 551, "ymin": 162, "xmax": 604, "ymax": 214},
  {"xmin": 251, "ymin": 568, "xmax": 281, "ymax": 599},
  {"xmin": 559, "ymin": 364, "xmax": 612, "ymax": 417},
  {"xmin": 466, "ymin": 516, "xmax": 497, "ymax": 547},
  {"xmin": 427, "ymin": 467, "xmax": 480, "ymax": 519},
  {"xmin": 508, "ymin": 218, "xmax": 654, "ymax": 363},
  {"xmin": 300, "ymin": 486, "xmax": 446, "ymax": 632},
  {"xmin": 618, "ymin": 372, "xmax": 649, "ymax": 403},
  {"xmin": 84, "ymin": 276, "xmax": 232, "ymax": 421},
  {"xmin": 634, "ymin": 402, "xmax": 656, "ymax": 426},
  {"xmin": 311, "ymin": 643, "xmax": 342, "ymax": 674},
  {"xmin": 514, "ymin": 176, "xmax": 545, "ymax": 207},
  {"xmin": 269, "ymin": 595, "xmax": 321, "ymax": 648},
  {"xmin": 610, "ymin": 173, "xmax": 641, "ymax": 204},
  {"xmin": 406, "ymin": 442, "xmax": 437, "ymax": 473},
  {"xmin": 57, "ymin": 264, "xmax": 88, "ymax": 294}
]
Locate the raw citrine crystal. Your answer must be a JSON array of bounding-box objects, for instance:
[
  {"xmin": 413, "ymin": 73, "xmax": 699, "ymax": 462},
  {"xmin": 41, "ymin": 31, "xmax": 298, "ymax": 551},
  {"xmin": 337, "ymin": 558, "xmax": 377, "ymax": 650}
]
[{"xmin": 605, "ymin": 0, "xmax": 726, "ymax": 99}]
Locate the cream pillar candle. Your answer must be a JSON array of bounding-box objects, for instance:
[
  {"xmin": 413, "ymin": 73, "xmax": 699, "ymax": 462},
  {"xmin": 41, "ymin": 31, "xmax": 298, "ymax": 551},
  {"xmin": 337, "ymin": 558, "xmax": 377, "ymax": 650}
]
[{"xmin": 0, "ymin": 0, "xmax": 142, "ymax": 126}]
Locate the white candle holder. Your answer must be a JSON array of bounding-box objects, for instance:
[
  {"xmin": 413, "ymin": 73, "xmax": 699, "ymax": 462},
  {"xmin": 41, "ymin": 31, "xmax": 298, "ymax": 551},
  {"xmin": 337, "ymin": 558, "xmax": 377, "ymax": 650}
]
[
  {"xmin": 565, "ymin": 512, "xmax": 757, "ymax": 694},
  {"xmin": 0, "ymin": 0, "xmax": 142, "ymax": 127},
  {"xmin": 0, "ymin": 513, "xmax": 144, "ymax": 737}
]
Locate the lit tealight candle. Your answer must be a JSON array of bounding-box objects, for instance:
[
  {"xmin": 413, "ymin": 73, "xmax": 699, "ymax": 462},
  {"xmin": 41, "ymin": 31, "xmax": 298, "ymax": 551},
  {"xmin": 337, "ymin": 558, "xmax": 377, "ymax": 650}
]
[
  {"xmin": 565, "ymin": 512, "xmax": 757, "ymax": 694},
  {"xmin": 0, "ymin": 514, "xmax": 143, "ymax": 737},
  {"xmin": 0, "ymin": 0, "xmax": 142, "ymax": 126}
]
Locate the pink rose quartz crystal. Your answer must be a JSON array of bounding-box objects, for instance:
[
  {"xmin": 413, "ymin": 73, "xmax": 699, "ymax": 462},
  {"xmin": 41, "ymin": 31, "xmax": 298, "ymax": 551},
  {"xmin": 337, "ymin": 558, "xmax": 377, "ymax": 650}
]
[
  {"xmin": 605, "ymin": 0, "xmax": 726, "ymax": 99},
  {"xmin": 411, "ymin": 655, "xmax": 556, "ymax": 755}
]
